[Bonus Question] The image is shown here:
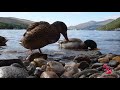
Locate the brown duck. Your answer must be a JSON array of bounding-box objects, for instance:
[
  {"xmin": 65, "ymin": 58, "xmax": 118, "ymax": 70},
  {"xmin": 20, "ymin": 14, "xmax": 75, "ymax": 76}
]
[{"xmin": 20, "ymin": 21, "xmax": 69, "ymax": 53}]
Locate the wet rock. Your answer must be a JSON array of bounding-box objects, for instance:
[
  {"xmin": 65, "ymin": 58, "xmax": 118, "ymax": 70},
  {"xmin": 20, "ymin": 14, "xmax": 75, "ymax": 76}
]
[
  {"xmin": 73, "ymin": 69, "xmax": 98, "ymax": 78},
  {"xmin": 34, "ymin": 58, "xmax": 47, "ymax": 67},
  {"xmin": 114, "ymin": 64, "xmax": 120, "ymax": 71},
  {"xmin": 27, "ymin": 76, "xmax": 37, "ymax": 78},
  {"xmin": 64, "ymin": 66, "xmax": 79, "ymax": 72},
  {"xmin": 0, "ymin": 36, "xmax": 7, "ymax": 46},
  {"xmin": 65, "ymin": 61, "xmax": 78, "ymax": 67},
  {"xmin": 60, "ymin": 71, "xmax": 73, "ymax": 78},
  {"xmin": 96, "ymin": 66, "xmax": 103, "ymax": 71},
  {"xmin": 91, "ymin": 63, "xmax": 104, "ymax": 69},
  {"xmin": 78, "ymin": 61, "xmax": 89, "ymax": 70},
  {"xmin": 41, "ymin": 65, "xmax": 47, "ymax": 71},
  {"xmin": 11, "ymin": 63, "xmax": 24, "ymax": 68},
  {"xmin": 40, "ymin": 71, "xmax": 59, "ymax": 78},
  {"xmin": 89, "ymin": 73, "xmax": 102, "ymax": 78},
  {"xmin": 59, "ymin": 38, "xmax": 87, "ymax": 49},
  {"xmin": 61, "ymin": 66, "xmax": 79, "ymax": 78},
  {"xmin": 98, "ymin": 57, "xmax": 109, "ymax": 63},
  {"xmin": 79, "ymin": 75, "xmax": 86, "ymax": 78},
  {"xmin": 59, "ymin": 61, "xmax": 65, "ymax": 67},
  {"xmin": 73, "ymin": 55, "xmax": 91, "ymax": 64},
  {"xmin": 30, "ymin": 61, "xmax": 36, "ymax": 66},
  {"xmin": 23, "ymin": 60, "xmax": 30, "ymax": 67},
  {"xmin": 90, "ymin": 58, "xmax": 98, "ymax": 64},
  {"xmin": 0, "ymin": 65, "xmax": 29, "ymax": 78},
  {"xmin": 34, "ymin": 67, "xmax": 44, "ymax": 78},
  {"xmin": 105, "ymin": 53, "xmax": 116, "ymax": 60},
  {"xmin": 46, "ymin": 61, "xmax": 64, "ymax": 75},
  {"xmin": 108, "ymin": 60, "xmax": 119, "ymax": 68},
  {"xmin": 98, "ymin": 71, "xmax": 119, "ymax": 78},
  {"xmin": 27, "ymin": 63, "xmax": 36, "ymax": 75},
  {"xmin": 0, "ymin": 59, "xmax": 25, "ymax": 67},
  {"xmin": 26, "ymin": 52, "xmax": 47, "ymax": 62},
  {"xmin": 112, "ymin": 56, "xmax": 120, "ymax": 63}
]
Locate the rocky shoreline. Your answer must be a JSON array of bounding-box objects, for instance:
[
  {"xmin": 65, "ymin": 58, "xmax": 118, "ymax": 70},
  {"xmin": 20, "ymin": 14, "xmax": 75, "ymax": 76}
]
[{"xmin": 0, "ymin": 48, "xmax": 120, "ymax": 78}]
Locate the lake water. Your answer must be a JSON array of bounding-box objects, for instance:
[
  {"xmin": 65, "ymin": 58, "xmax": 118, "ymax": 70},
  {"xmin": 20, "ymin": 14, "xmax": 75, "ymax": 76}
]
[{"xmin": 0, "ymin": 29, "xmax": 120, "ymax": 57}]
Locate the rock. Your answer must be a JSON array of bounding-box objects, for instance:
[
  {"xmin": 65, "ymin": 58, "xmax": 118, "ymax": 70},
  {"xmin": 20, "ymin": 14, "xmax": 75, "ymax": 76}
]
[
  {"xmin": 26, "ymin": 52, "xmax": 47, "ymax": 62},
  {"xmin": 65, "ymin": 61, "xmax": 78, "ymax": 67},
  {"xmin": 59, "ymin": 38, "xmax": 87, "ymax": 50},
  {"xmin": 0, "ymin": 65, "xmax": 29, "ymax": 78},
  {"xmin": 73, "ymin": 55, "xmax": 91, "ymax": 64},
  {"xmin": 64, "ymin": 66, "xmax": 79, "ymax": 72},
  {"xmin": 89, "ymin": 73, "xmax": 102, "ymax": 78},
  {"xmin": 114, "ymin": 64, "xmax": 120, "ymax": 71},
  {"xmin": 0, "ymin": 36, "xmax": 7, "ymax": 46},
  {"xmin": 105, "ymin": 53, "xmax": 116, "ymax": 60},
  {"xmin": 90, "ymin": 58, "xmax": 98, "ymax": 63},
  {"xmin": 96, "ymin": 66, "xmax": 103, "ymax": 71},
  {"xmin": 27, "ymin": 76, "xmax": 37, "ymax": 78},
  {"xmin": 46, "ymin": 61, "xmax": 64, "ymax": 75},
  {"xmin": 11, "ymin": 63, "xmax": 24, "ymax": 68},
  {"xmin": 108, "ymin": 60, "xmax": 119, "ymax": 68},
  {"xmin": 34, "ymin": 58, "xmax": 47, "ymax": 67},
  {"xmin": 23, "ymin": 60, "xmax": 30, "ymax": 67},
  {"xmin": 34, "ymin": 67, "xmax": 44, "ymax": 78},
  {"xmin": 59, "ymin": 61, "xmax": 65, "ymax": 66},
  {"xmin": 30, "ymin": 61, "xmax": 36, "ymax": 66},
  {"xmin": 60, "ymin": 72, "xmax": 73, "ymax": 78},
  {"xmin": 78, "ymin": 61, "xmax": 89, "ymax": 70},
  {"xmin": 73, "ymin": 69, "xmax": 98, "ymax": 78},
  {"xmin": 27, "ymin": 63, "xmax": 36, "ymax": 75},
  {"xmin": 112, "ymin": 56, "xmax": 120, "ymax": 63},
  {"xmin": 98, "ymin": 57, "xmax": 109, "ymax": 63},
  {"xmin": 0, "ymin": 59, "xmax": 25, "ymax": 67},
  {"xmin": 40, "ymin": 71, "xmax": 59, "ymax": 78},
  {"xmin": 98, "ymin": 71, "xmax": 119, "ymax": 78},
  {"xmin": 91, "ymin": 63, "xmax": 104, "ymax": 69},
  {"xmin": 41, "ymin": 65, "xmax": 47, "ymax": 71},
  {"xmin": 79, "ymin": 75, "xmax": 86, "ymax": 78},
  {"xmin": 61, "ymin": 66, "xmax": 79, "ymax": 78}
]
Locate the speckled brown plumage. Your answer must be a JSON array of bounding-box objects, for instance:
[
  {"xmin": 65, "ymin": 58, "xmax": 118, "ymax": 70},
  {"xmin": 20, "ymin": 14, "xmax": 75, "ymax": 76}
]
[{"xmin": 20, "ymin": 21, "xmax": 69, "ymax": 53}]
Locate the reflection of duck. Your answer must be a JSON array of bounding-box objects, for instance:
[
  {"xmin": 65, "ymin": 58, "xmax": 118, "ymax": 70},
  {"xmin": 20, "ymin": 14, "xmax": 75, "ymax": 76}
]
[
  {"xmin": 59, "ymin": 38, "xmax": 87, "ymax": 49},
  {"xmin": 20, "ymin": 21, "xmax": 69, "ymax": 53}
]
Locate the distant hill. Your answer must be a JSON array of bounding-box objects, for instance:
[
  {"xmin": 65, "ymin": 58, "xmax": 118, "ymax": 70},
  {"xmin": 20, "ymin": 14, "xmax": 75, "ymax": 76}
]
[
  {"xmin": 97, "ymin": 17, "xmax": 120, "ymax": 30},
  {"xmin": 0, "ymin": 17, "xmax": 34, "ymax": 29},
  {"xmin": 68, "ymin": 19, "xmax": 114, "ymax": 30}
]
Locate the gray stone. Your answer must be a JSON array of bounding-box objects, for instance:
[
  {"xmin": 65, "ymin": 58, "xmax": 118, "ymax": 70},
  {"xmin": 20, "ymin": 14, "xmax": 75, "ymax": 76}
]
[
  {"xmin": 108, "ymin": 60, "xmax": 119, "ymax": 68},
  {"xmin": 0, "ymin": 65, "xmax": 29, "ymax": 78}
]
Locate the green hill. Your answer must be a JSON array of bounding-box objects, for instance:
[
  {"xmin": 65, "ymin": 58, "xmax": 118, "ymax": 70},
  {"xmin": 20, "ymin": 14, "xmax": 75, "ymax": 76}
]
[
  {"xmin": 98, "ymin": 17, "xmax": 120, "ymax": 30},
  {"xmin": 0, "ymin": 22, "xmax": 28, "ymax": 29},
  {"xmin": 0, "ymin": 17, "xmax": 34, "ymax": 29}
]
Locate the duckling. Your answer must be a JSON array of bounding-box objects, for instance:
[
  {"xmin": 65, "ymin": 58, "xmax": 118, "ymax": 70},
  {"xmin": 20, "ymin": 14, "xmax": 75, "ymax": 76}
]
[{"xmin": 20, "ymin": 21, "xmax": 69, "ymax": 53}]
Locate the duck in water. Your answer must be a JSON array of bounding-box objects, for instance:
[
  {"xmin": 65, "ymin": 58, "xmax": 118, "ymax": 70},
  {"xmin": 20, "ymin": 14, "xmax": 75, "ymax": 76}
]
[{"xmin": 20, "ymin": 21, "xmax": 69, "ymax": 53}]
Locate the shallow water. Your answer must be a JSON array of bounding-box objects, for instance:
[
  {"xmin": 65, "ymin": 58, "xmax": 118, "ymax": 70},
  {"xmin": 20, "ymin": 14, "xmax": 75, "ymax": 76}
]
[{"xmin": 0, "ymin": 29, "xmax": 120, "ymax": 59}]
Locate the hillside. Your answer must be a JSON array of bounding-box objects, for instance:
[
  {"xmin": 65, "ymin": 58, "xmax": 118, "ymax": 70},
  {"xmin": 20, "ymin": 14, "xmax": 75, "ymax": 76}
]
[
  {"xmin": 68, "ymin": 19, "xmax": 114, "ymax": 30},
  {"xmin": 0, "ymin": 17, "xmax": 34, "ymax": 29},
  {"xmin": 98, "ymin": 17, "xmax": 120, "ymax": 30}
]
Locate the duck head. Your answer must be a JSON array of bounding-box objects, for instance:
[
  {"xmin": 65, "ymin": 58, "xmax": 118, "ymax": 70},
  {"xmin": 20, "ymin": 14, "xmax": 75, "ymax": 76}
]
[{"xmin": 52, "ymin": 21, "xmax": 69, "ymax": 42}]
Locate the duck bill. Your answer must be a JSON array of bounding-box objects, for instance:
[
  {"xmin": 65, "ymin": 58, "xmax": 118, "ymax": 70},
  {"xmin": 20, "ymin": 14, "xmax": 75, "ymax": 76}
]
[{"xmin": 62, "ymin": 32, "xmax": 69, "ymax": 41}]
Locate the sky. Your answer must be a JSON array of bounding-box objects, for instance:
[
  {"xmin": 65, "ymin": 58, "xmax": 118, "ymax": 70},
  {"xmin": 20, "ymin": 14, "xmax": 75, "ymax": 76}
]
[{"xmin": 0, "ymin": 12, "xmax": 120, "ymax": 26}]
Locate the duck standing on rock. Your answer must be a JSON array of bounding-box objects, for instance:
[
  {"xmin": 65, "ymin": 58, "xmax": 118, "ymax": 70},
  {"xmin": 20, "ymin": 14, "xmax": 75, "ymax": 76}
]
[{"xmin": 20, "ymin": 21, "xmax": 69, "ymax": 53}]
